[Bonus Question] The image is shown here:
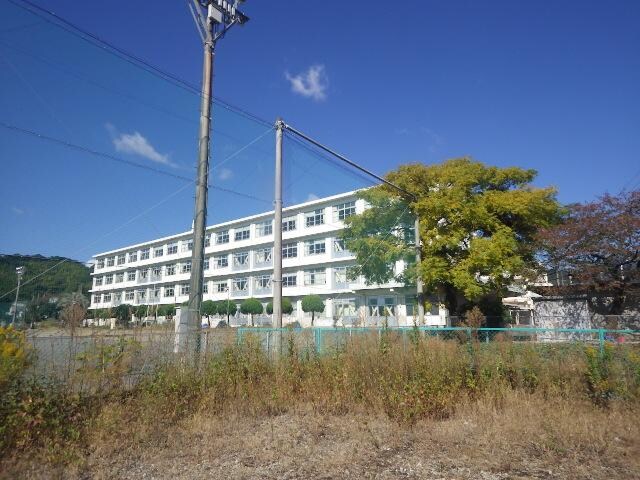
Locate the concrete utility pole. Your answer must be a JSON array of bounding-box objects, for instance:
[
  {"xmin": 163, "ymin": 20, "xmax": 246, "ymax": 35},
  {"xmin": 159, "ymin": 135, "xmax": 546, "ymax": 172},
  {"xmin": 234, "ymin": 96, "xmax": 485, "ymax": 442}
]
[
  {"xmin": 185, "ymin": 0, "xmax": 249, "ymax": 346},
  {"xmin": 11, "ymin": 266, "xmax": 24, "ymax": 325},
  {"xmin": 273, "ymin": 119, "xmax": 284, "ymax": 327},
  {"xmin": 414, "ymin": 218, "xmax": 425, "ymax": 324}
]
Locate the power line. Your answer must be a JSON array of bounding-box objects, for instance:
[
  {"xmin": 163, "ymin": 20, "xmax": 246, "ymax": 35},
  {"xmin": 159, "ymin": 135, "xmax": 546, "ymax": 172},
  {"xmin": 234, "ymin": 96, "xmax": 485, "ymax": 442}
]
[
  {"xmin": 0, "ymin": 120, "xmax": 273, "ymax": 204},
  {"xmin": 5, "ymin": 0, "xmax": 272, "ymax": 128},
  {"xmin": 0, "ymin": 125, "xmax": 276, "ymax": 302}
]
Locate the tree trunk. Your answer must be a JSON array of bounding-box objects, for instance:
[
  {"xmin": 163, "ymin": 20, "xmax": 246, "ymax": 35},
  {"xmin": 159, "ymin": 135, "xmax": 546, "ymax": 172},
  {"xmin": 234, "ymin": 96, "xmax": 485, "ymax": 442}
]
[{"xmin": 311, "ymin": 311, "xmax": 314, "ymax": 327}]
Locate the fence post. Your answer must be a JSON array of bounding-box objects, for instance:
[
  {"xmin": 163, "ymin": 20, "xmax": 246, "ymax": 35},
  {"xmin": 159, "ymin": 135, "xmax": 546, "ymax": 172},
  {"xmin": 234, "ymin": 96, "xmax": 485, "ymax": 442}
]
[{"xmin": 598, "ymin": 329, "xmax": 605, "ymax": 356}]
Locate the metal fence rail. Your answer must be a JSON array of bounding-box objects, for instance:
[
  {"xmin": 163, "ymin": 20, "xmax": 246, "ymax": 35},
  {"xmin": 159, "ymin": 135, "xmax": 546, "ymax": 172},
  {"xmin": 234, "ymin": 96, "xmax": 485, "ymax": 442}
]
[{"xmin": 25, "ymin": 326, "xmax": 640, "ymax": 388}]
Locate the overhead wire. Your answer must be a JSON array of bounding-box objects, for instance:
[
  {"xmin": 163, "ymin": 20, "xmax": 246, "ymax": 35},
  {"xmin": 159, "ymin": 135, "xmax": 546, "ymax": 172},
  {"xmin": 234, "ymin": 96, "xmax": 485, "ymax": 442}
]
[
  {"xmin": 0, "ymin": 125, "xmax": 276, "ymax": 302},
  {"xmin": 0, "ymin": 121, "xmax": 273, "ymax": 204},
  {"xmin": 5, "ymin": 0, "xmax": 272, "ymax": 128}
]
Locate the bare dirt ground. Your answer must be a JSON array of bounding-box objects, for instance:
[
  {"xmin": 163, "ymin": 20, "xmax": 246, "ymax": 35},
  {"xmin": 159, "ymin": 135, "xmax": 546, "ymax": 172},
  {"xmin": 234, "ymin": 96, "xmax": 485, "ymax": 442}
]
[{"xmin": 6, "ymin": 395, "xmax": 639, "ymax": 480}]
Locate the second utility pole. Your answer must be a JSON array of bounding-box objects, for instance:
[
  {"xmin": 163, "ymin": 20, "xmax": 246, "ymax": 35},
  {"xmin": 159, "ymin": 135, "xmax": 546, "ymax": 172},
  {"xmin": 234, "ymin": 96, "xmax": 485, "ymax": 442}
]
[{"xmin": 187, "ymin": 8, "xmax": 214, "ymax": 345}]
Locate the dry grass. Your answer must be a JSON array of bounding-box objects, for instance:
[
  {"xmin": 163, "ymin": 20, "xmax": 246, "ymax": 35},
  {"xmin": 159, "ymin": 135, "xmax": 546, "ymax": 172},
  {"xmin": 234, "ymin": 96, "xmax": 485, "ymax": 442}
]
[{"xmin": 2, "ymin": 333, "xmax": 640, "ymax": 479}]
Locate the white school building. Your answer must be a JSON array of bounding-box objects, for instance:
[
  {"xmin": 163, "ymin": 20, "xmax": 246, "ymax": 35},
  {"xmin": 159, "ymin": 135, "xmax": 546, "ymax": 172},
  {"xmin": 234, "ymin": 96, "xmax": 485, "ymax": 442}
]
[{"xmin": 89, "ymin": 191, "xmax": 447, "ymax": 327}]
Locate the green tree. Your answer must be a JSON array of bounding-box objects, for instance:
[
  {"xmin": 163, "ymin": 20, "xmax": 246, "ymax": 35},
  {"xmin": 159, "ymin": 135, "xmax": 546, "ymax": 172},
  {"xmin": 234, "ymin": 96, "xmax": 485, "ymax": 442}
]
[
  {"xmin": 158, "ymin": 304, "xmax": 176, "ymax": 320},
  {"xmin": 240, "ymin": 298, "xmax": 263, "ymax": 327},
  {"xmin": 301, "ymin": 295, "xmax": 325, "ymax": 326},
  {"xmin": 342, "ymin": 158, "xmax": 561, "ymax": 313},
  {"xmin": 134, "ymin": 305, "xmax": 148, "ymax": 322},
  {"xmin": 217, "ymin": 300, "xmax": 236, "ymax": 326},
  {"xmin": 113, "ymin": 304, "xmax": 132, "ymax": 326},
  {"xmin": 265, "ymin": 298, "xmax": 294, "ymax": 315},
  {"xmin": 201, "ymin": 300, "xmax": 217, "ymax": 326}
]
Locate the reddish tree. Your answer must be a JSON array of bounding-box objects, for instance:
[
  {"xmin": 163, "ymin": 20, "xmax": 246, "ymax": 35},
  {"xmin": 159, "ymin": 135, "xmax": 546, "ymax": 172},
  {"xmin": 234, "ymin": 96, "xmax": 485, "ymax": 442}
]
[{"xmin": 537, "ymin": 190, "xmax": 640, "ymax": 313}]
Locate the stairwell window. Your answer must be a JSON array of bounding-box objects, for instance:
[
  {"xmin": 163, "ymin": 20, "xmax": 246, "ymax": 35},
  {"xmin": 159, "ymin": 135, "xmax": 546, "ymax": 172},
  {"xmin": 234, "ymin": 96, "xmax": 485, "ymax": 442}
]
[
  {"xmin": 305, "ymin": 209, "xmax": 324, "ymax": 227},
  {"xmin": 233, "ymin": 277, "xmax": 248, "ymax": 293}
]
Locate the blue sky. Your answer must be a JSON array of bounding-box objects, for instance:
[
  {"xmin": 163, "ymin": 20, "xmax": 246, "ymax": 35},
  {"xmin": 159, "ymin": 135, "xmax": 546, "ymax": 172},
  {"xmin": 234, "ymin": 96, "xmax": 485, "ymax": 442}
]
[{"xmin": 1, "ymin": 0, "xmax": 639, "ymax": 262}]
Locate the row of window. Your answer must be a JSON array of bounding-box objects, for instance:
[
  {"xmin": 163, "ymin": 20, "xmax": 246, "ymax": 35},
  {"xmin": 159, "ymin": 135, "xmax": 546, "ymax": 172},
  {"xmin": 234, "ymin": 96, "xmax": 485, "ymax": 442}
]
[
  {"xmin": 95, "ymin": 202, "xmax": 356, "ymax": 270},
  {"xmin": 93, "ymin": 267, "xmax": 351, "ymax": 303},
  {"xmin": 94, "ymin": 240, "xmax": 350, "ymax": 286}
]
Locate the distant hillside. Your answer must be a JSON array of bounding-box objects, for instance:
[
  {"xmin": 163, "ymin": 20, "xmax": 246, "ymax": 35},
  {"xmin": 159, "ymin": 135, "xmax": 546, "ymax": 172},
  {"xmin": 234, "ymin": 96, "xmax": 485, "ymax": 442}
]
[{"xmin": 0, "ymin": 254, "xmax": 92, "ymax": 302}]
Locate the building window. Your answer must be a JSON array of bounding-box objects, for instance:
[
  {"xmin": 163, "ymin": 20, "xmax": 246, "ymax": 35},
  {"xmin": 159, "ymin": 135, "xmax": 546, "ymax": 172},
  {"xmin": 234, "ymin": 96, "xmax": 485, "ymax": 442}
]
[
  {"xmin": 139, "ymin": 269, "xmax": 148, "ymax": 280},
  {"xmin": 233, "ymin": 277, "xmax": 248, "ymax": 293},
  {"xmin": 128, "ymin": 251, "xmax": 137, "ymax": 262},
  {"xmin": 255, "ymin": 275, "xmax": 271, "ymax": 290},
  {"xmin": 214, "ymin": 254, "xmax": 228, "ymax": 269},
  {"xmin": 334, "ymin": 266, "xmax": 348, "ymax": 286},
  {"xmin": 105, "ymin": 274, "xmax": 113, "ymax": 285},
  {"xmin": 137, "ymin": 289, "xmax": 146, "ymax": 301},
  {"xmin": 152, "ymin": 266, "xmax": 162, "ymax": 277},
  {"xmin": 283, "ymin": 273, "xmax": 297, "ymax": 287},
  {"xmin": 334, "ymin": 201, "xmax": 356, "ymax": 221},
  {"xmin": 125, "ymin": 291, "xmax": 134, "ymax": 301},
  {"xmin": 107, "ymin": 256, "xmax": 115, "ymax": 267},
  {"xmin": 117, "ymin": 254, "xmax": 126, "ymax": 265},
  {"xmin": 167, "ymin": 243, "xmax": 178, "ymax": 255},
  {"xmin": 234, "ymin": 226, "xmax": 250, "ymax": 241},
  {"xmin": 152, "ymin": 288, "xmax": 161, "ymax": 300},
  {"xmin": 204, "ymin": 258, "xmax": 210, "ymax": 270},
  {"xmin": 216, "ymin": 230, "xmax": 229, "ymax": 244},
  {"xmin": 181, "ymin": 240, "xmax": 193, "ymax": 252},
  {"xmin": 282, "ymin": 216, "xmax": 296, "ymax": 232},
  {"xmin": 154, "ymin": 247, "xmax": 164, "ymax": 258},
  {"xmin": 93, "ymin": 294, "xmax": 101, "ymax": 303},
  {"xmin": 116, "ymin": 272, "xmax": 124, "ymax": 283},
  {"xmin": 96, "ymin": 259, "xmax": 104, "ymax": 269},
  {"xmin": 334, "ymin": 238, "xmax": 347, "ymax": 253},
  {"xmin": 140, "ymin": 248, "xmax": 150, "ymax": 260},
  {"xmin": 282, "ymin": 242, "xmax": 298, "ymax": 259},
  {"xmin": 103, "ymin": 293, "xmax": 112, "ymax": 303},
  {"xmin": 215, "ymin": 281, "xmax": 228, "ymax": 293},
  {"xmin": 305, "ymin": 209, "xmax": 324, "ymax": 227},
  {"xmin": 304, "ymin": 268, "xmax": 326, "ymax": 286},
  {"xmin": 181, "ymin": 261, "xmax": 192, "ymax": 274},
  {"xmin": 95, "ymin": 277, "xmax": 103, "ymax": 286},
  {"xmin": 256, "ymin": 220, "xmax": 273, "ymax": 237},
  {"xmin": 127, "ymin": 271, "xmax": 136, "ymax": 282},
  {"xmin": 205, "ymin": 234, "xmax": 211, "ymax": 248},
  {"xmin": 255, "ymin": 247, "xmax": 272, "ymax": 265},
  {"xmin": 165, "ymin": 264, "xmax": 176, "ymax": 276},
  {"xmin": 113, "ymin": 292, "xmax": 122, "ymax": 303},
  {"xmin": 233, "ymin": 251, "xmax": 249, "ymax": 267},
  {"xmin": 164, "ymin": 286, "xmax": 175, "ymax": 298},
  {"xmin": 180, "ymin": 284, "xmax": 190, "ymax": 296},
  {"xmin": 203, "ymin": 282, "xmax": 209, "ymax": 294},
  {"xmin": 305, "ymin": 239, "xmax": 326, "ymax": 256}
]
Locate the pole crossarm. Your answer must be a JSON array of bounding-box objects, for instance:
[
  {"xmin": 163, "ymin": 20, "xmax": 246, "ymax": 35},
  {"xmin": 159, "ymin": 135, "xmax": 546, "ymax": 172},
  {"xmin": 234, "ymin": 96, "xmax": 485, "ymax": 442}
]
[{"xmin": 282, "ymin": 123, "xmax": 417, "ymax": 202}]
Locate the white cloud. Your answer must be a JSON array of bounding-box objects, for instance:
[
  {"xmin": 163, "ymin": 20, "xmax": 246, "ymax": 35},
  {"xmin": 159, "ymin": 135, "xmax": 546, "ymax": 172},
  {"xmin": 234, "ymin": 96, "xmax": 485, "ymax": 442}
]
[
  {"xmin": 11, "ymin": 207, "xmax": 24, "ymax": 215},
  {"xmin": 217, "ymin": 167, "xmax": 233, "ymax": 181},
  {"xmin": 285, "ymin": 65, "xmax": 328, "ymax": 101},
  {"xmin": 306, "ymin": 193, "xmax": 319, "ymax": 202},
  {"xmin": 106, "ymin": 123, "xmax": 174, "ymax": 167}
]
